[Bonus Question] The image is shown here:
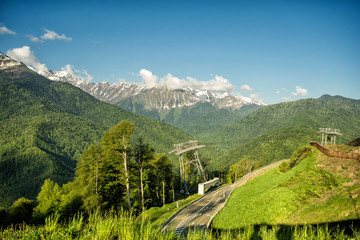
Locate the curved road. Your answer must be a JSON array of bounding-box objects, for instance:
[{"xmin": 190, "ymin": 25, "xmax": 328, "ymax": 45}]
[{"xmin": 161, "ymin": 160, "xmax": 284, "ymax": 237}]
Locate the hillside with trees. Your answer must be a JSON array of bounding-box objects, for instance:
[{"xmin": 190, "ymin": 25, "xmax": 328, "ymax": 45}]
[
  {"xmin": 0, "ymin": 63, "xmax": 191, "ymax": 208},
  {"xmin": 202, "ymin": 95, "xmax": 360, "ymax": 170}
]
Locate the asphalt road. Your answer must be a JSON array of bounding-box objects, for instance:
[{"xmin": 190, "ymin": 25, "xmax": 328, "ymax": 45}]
[{"xmin": 161, "ymin": 160, "xmax": 284, "ymax": 237}]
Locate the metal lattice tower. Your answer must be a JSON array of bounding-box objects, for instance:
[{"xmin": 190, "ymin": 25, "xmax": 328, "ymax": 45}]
[
  {"xmin": 169, "ymin": 140, "xmax": 206, "ymax": 194},
  {"xmin": 318, "ymin": 128, "xmax": 342, "ymax": 145}
]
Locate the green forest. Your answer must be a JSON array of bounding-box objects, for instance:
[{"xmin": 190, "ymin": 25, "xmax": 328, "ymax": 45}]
[
  {"xmin": 0, "ymin": 120, "xmax": 179, "ymax": 226},
  {"xmin": 0, "ymin": 63, "xmax": 191, "ymax": 208}
]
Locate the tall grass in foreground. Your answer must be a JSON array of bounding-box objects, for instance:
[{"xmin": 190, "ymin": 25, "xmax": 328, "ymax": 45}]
[
  {"xmin": 1, "ymin": 211, "xmax": 358, "ymax": 239},
  {"xmin": 0, "ymin": 210, "xmax": 174, "ymax": 240}
]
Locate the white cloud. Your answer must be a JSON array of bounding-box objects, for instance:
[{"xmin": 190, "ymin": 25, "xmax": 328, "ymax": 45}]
[
  {"xmin": 292, "ymin": 86, "xmax": 308, "ymax": 96},
  {"xmin": 275, "ymin": 90, "xmax": 280, "ymax": 94},
  {"xmin": 28, "ymin": 35, "xmax": 44, "ymax": 43},
  {"xmin": 250, "ymin": 93, "xmax": 264, "ymax": 104},
  {"xmin": 82, "ymin": 70, "xmax": 93, "ymax": 82},
  {"xmin": 205, "ymin": 75, "xmax": 234, "ymax": 92},
  {"xmin": 41, "ymin": 28, "xmax": 72, "ymax": 42},
  {"xmin": 250, "ymin": 93, "xmax": 259, "ymax": 100},
  {"xmin": 0, "ymin": 23, "xmax": 16, "ymax": 35},
  {"xmin": 6, "ymin": 46, "xmax": 49, "ymax": 74},
  {"xmin": 139, "ymin": 69, "xmax": 159, "ymax": 88},
  {"xmin": 282, "ymin": 97, "xmax": 291, "ymax": 101},
  {"xmin": 138, "ymin": 69, "xmax": 234, "ymax": 92},
  {"xmin": 241, "ymin": 84, "xmax": 253, "ymax": 92},
  {"xmin": 62, "ymin": 64, "xmax": 93, "ymax": 82},
  {"xmin": 62, "ymin": 64, "xmax": 74, "ymax": 75},
  {"xmin": 162, "ymin": 73, "xmax": 186, "ymax": 89}
]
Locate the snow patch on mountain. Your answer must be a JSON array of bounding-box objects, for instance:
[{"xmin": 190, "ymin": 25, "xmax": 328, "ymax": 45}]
[
  {"xmin": 38, "ymin": 68, "xmax": 266, "ymax": 110},
  {"xmin": 0, "ymin": 52, "xmax": 21, "ymax": 69},
  {"xmin": 0, "ymin": 53, "xmax": 265, "ymax": 111}
]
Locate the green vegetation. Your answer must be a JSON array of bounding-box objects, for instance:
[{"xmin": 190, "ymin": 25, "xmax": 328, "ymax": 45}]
[
  {"xmin": 210, "ymin": 127, "xmax": 317, "ymax": 170},
  {"xmin": 202, "ymin": 95, "xmax": 360, "ymax": 170},
  {"xmin": 160, "ymin": 102, "xmax": 261, "ymax": 136},
  {"xmin": 201, "ymin": 95, "xmax": 360, "ymax": 150},
  {"xmin": 1, "ymin": 120, "xmax": 180, "ymax": 225},
  {"xmin": 139, "ymin": 194, "xmax": 201, "ymax": 228},
  {"xmin": 1, "ymin": 212, "xmax": 358, "ymax": 239},
  {"xmin": 213, "ymin": 146, "xmax": 360, "ymax": 229},
  {"xmin": 0, "ymin": 65, "xmax": 191, "ymax": 207},
  {"xmin": 118, "ymin": 94, "xmax": 262, "ymax": 136}
]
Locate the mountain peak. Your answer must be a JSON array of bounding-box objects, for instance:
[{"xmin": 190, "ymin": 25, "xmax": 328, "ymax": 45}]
[
  {"xmin": 0, "ymin": 52, "xmax": 10, "ymax": 60},
  {"xmin": 0, "ymin": 52, "xmax": 21, "ymax": 70}
]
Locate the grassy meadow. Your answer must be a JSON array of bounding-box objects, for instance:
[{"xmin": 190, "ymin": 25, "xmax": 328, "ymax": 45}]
[{"xmin": 212, "ymin": 146, "xmax": 360, "ymax": 229}]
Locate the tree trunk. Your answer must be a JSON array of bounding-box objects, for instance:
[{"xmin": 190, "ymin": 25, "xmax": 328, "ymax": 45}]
[
  {"xmin": 140, "ymin": 167, "xmax": 145, "ymax": 212},
  {"xmin": 155, "ymin": 170, "xmax": 159, "ymax": 200},
  {"xmin": 172, "ymin": 185, "xmax": 175, "ymax": 202},
  {"xmin": 123, "ymin": 135, "xmax": 132, "ymax": 212},
  {"xmin": 162, "ymin": 181, "xmax": 165, "ymax": 206}
]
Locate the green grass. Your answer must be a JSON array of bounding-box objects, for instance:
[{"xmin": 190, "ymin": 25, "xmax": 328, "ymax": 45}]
[
  {"xmin": 138, "ymin": 194, "xmax": 201, "ymax": 227},
  {"xmin": 212, "ymin": 147, "xmax": 360, "ymax": 229},
  {"xmin": 1, "ymin": 215, "xmax": 358, "ymax": 239}
]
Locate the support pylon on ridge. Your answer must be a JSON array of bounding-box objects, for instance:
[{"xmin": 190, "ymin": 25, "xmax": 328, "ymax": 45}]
[{"xmin": 169, "ymin": 140, "xmax": 206, "ymax": 194}]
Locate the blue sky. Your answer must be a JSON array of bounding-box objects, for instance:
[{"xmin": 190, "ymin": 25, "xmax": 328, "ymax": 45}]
[{"xmin": 1, "ymin": 0, "xmax": 359, "ymax": 104}]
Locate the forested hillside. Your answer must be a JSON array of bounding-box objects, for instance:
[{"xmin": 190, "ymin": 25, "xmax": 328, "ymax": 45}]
[
  {"xmin": 0, "ymin": 63, "xmax": 191, "ymax": 207},
  {"xmin": 159, "ymin": 102, "xmax": 261, "ymax": 136},
  {"xmin": 204, "ymin": 95, "xmax": 360, "ymax": 170}
]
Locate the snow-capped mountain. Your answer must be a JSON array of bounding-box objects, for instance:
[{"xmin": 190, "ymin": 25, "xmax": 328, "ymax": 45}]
[
  {"xmin": 0, "ymin": 52, "xmax": 21, "ymax": 70},
  {"xmin": 0, "ymin": 53, "xmax": 265, "ymax": 112},
  {"xmin": 39, "ymin": 68, "xmax": 264, "ymax": 111}
]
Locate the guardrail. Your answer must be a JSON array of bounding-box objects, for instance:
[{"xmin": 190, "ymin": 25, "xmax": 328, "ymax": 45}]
[{"xmin": 310, "ymin": 142, "xmax": 360, "ymax": 160}]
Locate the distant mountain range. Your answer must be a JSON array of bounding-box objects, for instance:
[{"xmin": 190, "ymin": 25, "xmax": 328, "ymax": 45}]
[
  {"xmin": 40, "ymin": 67, "xmax": 265, "ymax": 112},
  {"xmin": 15, "ymin": 57, "xmax": 262, "ymax": 135}
]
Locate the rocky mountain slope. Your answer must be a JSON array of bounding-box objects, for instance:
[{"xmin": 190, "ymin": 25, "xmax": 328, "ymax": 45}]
[{"xmin": 41, "ymin": 67, "xmax": 264, "ymax": 112}]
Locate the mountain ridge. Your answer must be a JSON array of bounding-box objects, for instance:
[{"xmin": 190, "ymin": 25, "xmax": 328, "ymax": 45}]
[{"xmin": 36, "ymin": 62, "xmax": 265, "ymax": 112}]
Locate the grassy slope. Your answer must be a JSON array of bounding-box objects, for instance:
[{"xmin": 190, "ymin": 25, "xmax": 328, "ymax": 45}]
[
  {"xmin": 209, "ymin": 128, "xmax": 318, "ymax": 170},
  {"xmin": 212, "ymin": 146, "xmax": 360, "ymax": 229},
  {"xmin": 0, "ymin": 65, "xmax": 192, "ymax": 207}
]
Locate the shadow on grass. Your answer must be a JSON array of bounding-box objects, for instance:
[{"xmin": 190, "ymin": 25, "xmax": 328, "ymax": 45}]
[{"xmin": 211, "ymin": 219, "xmax": 360, "ymax": 240}]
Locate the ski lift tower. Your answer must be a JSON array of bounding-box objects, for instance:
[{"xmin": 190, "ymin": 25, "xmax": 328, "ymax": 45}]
[
  {"xmin": 318, "ymin": 128, "xmax": 342, "ymax": 145},
  {"xmin": 169, "ymin": 140, "xmax": 206, "ymax": 194}
]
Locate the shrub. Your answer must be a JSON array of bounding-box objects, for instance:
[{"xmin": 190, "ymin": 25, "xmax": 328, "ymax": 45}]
[
  {"xmin": 8, "ymin": 197, "xmax": 36, "ymax": 224},
  {"xmin": 279, "ymin": 161, "xmax": 290, "ymax": 173},
  {"xmin": 280, "ymin": 146, "xmax": 313, "ymax": 173}
]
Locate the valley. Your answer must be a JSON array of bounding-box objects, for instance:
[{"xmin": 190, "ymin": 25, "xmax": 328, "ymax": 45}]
[{"xmin": 0, "ymin": 53, "xmax": 359, "ymax": 239}]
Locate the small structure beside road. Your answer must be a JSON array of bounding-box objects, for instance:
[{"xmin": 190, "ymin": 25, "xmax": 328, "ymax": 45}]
[{"xmin": 198, "ymin": 178, "xmax": 220, "ymax": 195}]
